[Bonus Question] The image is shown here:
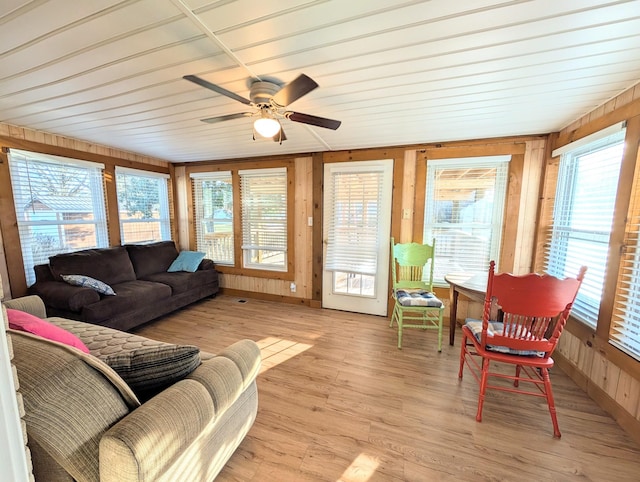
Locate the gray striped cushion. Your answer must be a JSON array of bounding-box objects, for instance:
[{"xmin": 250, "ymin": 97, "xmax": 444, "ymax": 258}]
[{"xmin": 47, "ymin": 318, "xmax": 200, "ymax": 400}]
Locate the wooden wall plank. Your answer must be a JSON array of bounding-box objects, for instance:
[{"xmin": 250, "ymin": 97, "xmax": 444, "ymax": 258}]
[
  {"xmin": 0, "ymin": 135, "xmax": 169, "ymax": 171},
  {"xmin": 294, "ymin": 157, "xmax": 313, "ymax": 300},
  {"xmin": 424, "ymin": 142, "xmax": 526, "ymax": 159},
  {"xmin": 532, "ymin": 132, "xmax": 559, "ymax": 273},
  {"xmin": 501, "ymin": 153, "xmax": 523, "ymax": 273},
  {"xmin": 413, "ymin": 155, "xmax": 427, "ymax": 243},
  {"xmin": 399, "ymin": 151, "xmax": 416, "ymax": 243},
  {"xmin": 616, "ymin": 371, "xmax": 640, "ymax": 416},
  {"xmin": 0, "ymin": 150, "xmax": 26, "ymax": 296},
  {"xmin": 103, "ymin": 164, "xmax": 121, "ymax": 246},
  {"xmin": 312, "ymin": 153, "xmax": 323, "ymax": 304},
  {"xmin": 512, "ymin": 140, "xmax": 545, "ymax": 274},
  {"xmin": 554, "ymin": 96, "xmax": 640, "ymax": 149}
]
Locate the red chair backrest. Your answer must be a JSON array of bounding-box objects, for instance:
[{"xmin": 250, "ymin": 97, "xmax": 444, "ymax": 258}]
[{"xmin": 481, "ymin": 261, "xmax": 587, "ymax": 355}]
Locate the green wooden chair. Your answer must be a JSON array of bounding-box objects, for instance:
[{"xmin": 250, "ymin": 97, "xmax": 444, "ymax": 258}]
[{"xmin": 390, "ymin": 237, "xmax": 445, "ymax": 351}]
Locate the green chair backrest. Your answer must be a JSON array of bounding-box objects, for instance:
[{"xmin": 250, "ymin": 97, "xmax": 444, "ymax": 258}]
[{"xmin": 391, "ymin": 237, "xmax": 436, "ymax": 292}]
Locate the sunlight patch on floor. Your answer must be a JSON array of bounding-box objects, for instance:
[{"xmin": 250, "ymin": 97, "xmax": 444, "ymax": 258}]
[
  {"xmin": 257, "ymin": 337, "xmax": 313, "ymax": 373},
  {"xmin": 338, "ymin": 452, "xmax": 380, "ymax": 482}
]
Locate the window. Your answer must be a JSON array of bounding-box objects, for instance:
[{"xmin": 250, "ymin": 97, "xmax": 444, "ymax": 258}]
[
  {"xmin": 8, "ymin": 149, "xmax": 108, "ymax": 285},
  {"xmin": 115, "ymin": 167, "xmax": 171, "ymax": 244},
  {"xmin": 423, "ymin": 156, "xmax": 509, "ymax": 285},
  {"xmin": 191, "ymin": 171, "xmax": 234, "ymax": 264},
  {"xmin": 239, "ymin": 167, "xmax": 287, "ymax": 271},
  {"xmin": 324, "ymin": 164, "xmax": 386, "ymax": 297},
  {"xmin": 546, "ymin": 126, "xmax": 626, "ymax": 327}
]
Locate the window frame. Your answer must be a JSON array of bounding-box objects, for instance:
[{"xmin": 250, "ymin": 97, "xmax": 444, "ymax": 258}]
[
  {"xmin": 115, "ymin": 166, "xmax": 171, "ymax": 245},
  {"xmin": 239, "ymin": 167, "xmax": 289, "ymax": 272},
  {"xmin": 544, "ymin": 128, "xmax": 626, "ymax": 328},
  {"xmin": 7, "ymin": 149, "xmax": 109, "ymax": 286},
  {"xmin": 191, "ymin": 170, "xmax": 235, "ymax": 266},
  {"xmin": 536, "ymin": 118, "xmax": 640, "ymax": 374},
  {"xmin": 419, "ymin": 156, "xmax": 510, "ymax": 287},
  {"xmin": 186, "ymin": 160, "xmax": 295, "ymax": 280}
]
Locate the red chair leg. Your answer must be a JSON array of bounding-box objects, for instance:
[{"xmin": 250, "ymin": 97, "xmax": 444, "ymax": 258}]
[
  {"xmin": 458, "ymin": 332, "xmax": 468, "ymax": 378},
  {"xmin": 476, "ymin": 357, "xmax": 490, "ymax": 422},
  {"xmin": 514, "ymin": 364, "xmax": 522, "ymax": 387},
  {"xmin": 541, "ymin": 368, "xmax": 561, "ymax": 438}
]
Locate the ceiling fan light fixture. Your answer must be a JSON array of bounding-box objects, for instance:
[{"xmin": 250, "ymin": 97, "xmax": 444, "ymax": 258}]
[{"xmin": 254, "ymin": 117, "xmax": 280, "ymax": 138}]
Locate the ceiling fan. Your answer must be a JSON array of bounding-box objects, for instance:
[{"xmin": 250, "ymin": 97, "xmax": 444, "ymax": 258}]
[{"xmin": 183, "ymin": 73, "xmax": 341, "ymax": 142}]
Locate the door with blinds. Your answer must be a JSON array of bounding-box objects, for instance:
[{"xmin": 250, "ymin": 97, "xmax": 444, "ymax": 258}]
[{"xmin": 322, "ymin": 160, "xmax": 393, "ymax": 316}]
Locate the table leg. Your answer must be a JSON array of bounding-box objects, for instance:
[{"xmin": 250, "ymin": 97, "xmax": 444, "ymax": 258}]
[{"xmin": 449, "ymin": 287, "xmax": 459, "ymax": 346}]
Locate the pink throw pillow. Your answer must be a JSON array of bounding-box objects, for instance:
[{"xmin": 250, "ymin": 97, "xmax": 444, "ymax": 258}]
[{"xmin": 6, "ymin": 308, "xmax": 90, "ymax": 354}]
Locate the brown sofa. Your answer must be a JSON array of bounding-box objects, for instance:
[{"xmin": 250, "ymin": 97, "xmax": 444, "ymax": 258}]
[
  {"xmin": 28, "ymin": 241, "xmax": 219, "ymax": 331},
  {"xmin": 5, "ymin": 295, "xmax": 260, "ymax": 482}
]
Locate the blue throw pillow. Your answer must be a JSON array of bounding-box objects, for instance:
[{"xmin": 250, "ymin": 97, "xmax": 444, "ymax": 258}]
[
  {"xmin": 61, "ymin": 274, "xmax": 116, "ymax": 296},
  {"xmin": 167, "ymin": 251, "xmax": 205, "ymax": 273}
]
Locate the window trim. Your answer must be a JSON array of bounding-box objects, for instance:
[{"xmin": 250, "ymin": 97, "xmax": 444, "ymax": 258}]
[
  {"xmin": 545, "ymin": 128, "xmax": 626, "ymax": 328},
  {"xmin": 239, "ymin": 166, "xmax": 289, "ymax": 272},
  {"xmin": 414, "ymin": 146, "xmax": 526, "ymax": 276},
  {"xmin": 536, "ymin": 117, "xmax": 640, "ymax": 376},
  {"xmin": 115, "ymin": 166, "xmax": 171, "ymax": 245},
  {"xmin": 414, "ymin": 154, "xmax": 512, "ymax": 287},
  {"xmin": 190, "ymin": 170, "xmax": 235, "ymax": 266},
  {"xmin": 7, "ymin": 148, "xmax": 109, "ymax": 286},
  {"xmin": 186, "ymin": 160, "xmax": 295, "ymax": 281}
]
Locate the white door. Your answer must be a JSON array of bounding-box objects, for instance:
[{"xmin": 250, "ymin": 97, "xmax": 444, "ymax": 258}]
[{"xmin": 322, "ymin": 159, "xmax": 393, "ymax": 315}]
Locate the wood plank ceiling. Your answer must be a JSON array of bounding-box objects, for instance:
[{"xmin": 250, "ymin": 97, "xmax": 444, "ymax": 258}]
[{"xmin": 1, "ymin": 0, "xmax": 639, "ymax": 163}]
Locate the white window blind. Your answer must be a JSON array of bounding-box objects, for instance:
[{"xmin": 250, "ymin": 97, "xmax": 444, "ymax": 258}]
[
  {"xmin": 7, "ymin": 149, "xmax": 108, "ymax": 286},
  {"xmin": 611, "ymin": 198, "xmax": 640, "ymax": 361},
  {"xmin": 546, "ymin": 128, "xmax": 626, "ymax": 327},
  {"xmin": 325, "ymin": 165, "xmax": 384, "ymax": 276},
  {"xmin": 115, "ymin": 167, "xmax": 171, "ymax": 244},
  {"xmin": 424, "ymin": 156, "xmax": 509, "ymax": 285},
  {"xmin": 190, "ymin": 171, "xmax": 234, "ymax": 264},
  {"xmin": 239, "ymin": 167, "xmax": 287, "ymax": 271}
]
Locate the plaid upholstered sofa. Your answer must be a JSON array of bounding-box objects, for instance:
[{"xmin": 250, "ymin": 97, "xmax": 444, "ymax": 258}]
[{"xmin": 5, "ymin": 295, "xmax": 259, "ymax": 482}]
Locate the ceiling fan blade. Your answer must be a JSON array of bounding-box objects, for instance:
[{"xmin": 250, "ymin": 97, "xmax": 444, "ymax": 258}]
[
  {"xmin": 288, "ymin": 111, "xmax": 341, "ymax": 130},
  {"xmin": 271, "ymin": 74, "xmax": 318, "ymax": 107},
  {"xmin": 201, "ymin": 112, "xmax": 252, "ymax": 124},
  {"xmin": 184, "ymin": 75, "xmax": 252, "ymax": 106}
]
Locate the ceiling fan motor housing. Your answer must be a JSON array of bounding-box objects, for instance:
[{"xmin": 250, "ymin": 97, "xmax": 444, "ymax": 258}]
[{"xmin": 250, "ymin": 81, "xmax": 280, "ymax": 106}]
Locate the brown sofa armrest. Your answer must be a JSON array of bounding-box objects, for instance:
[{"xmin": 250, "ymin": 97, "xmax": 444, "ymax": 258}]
[
  {"xmin": 29, "ymin": 281, "xmax": 100, "ymax": 313},
  {"xmin": 197, "ymin": 258, "xmax": 216, "ymax": 271}
]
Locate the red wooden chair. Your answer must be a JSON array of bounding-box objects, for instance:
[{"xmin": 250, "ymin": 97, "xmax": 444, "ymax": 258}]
[{"xmin": 458, "ymin": 261, "xmax": 586, "ymax": 437}]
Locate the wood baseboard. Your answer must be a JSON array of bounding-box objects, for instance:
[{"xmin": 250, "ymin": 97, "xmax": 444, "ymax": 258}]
[
  {"xmin": 219, "ymin": 288, "xmax": 314, "ymax": 307},
  {"xmin": 555, "ymin": 352, "xmax": 640, "ymax": 446}
]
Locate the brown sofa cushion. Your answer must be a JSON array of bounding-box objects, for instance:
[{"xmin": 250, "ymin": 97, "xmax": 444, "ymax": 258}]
[
  {"xmin": 141, "ymin": 269, "xmax": 218, "ymax": 295},
  {"xmin": 50, "ymin": 246, "xmax": 136, "ymax": 286},
  {"xmin": 81, "ymin": 280, "xmax": 172, "ymax": 323},
  {"xmin": 125, "ymin": 241, "xmax": 179, "ymax": 279}
]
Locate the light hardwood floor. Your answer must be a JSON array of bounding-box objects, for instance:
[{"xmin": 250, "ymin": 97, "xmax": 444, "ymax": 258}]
[{"xmin": 135, "ymin": 295, "xmax": 640, "ymax": 481}]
